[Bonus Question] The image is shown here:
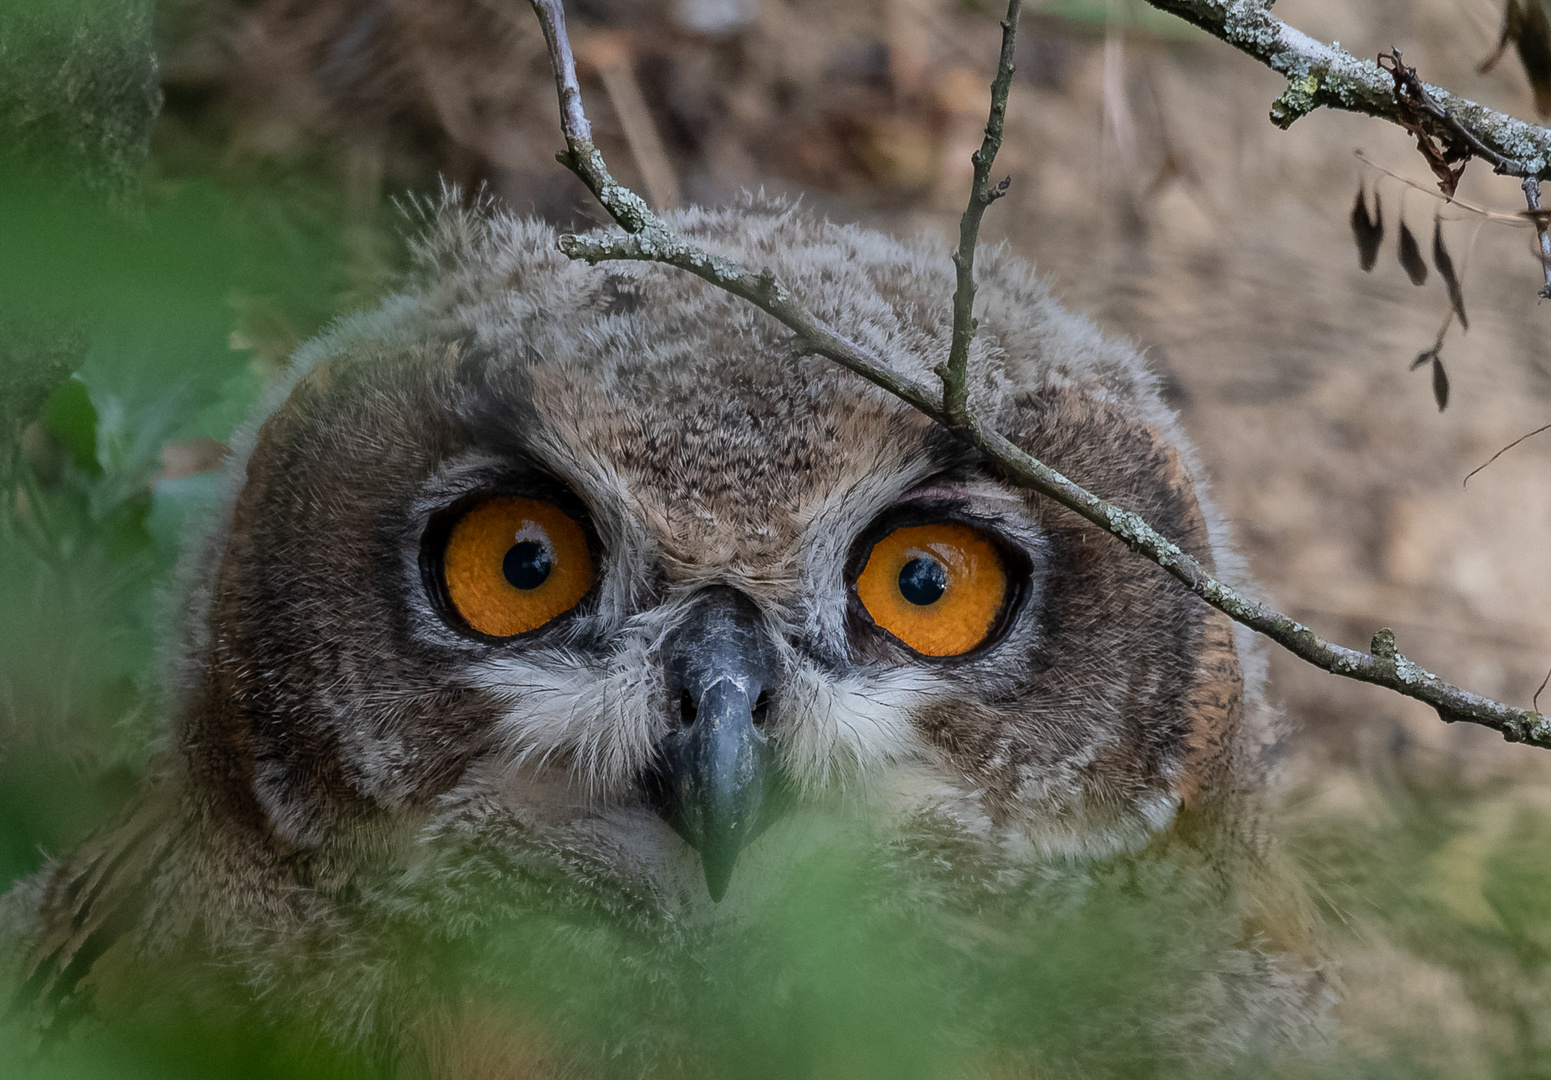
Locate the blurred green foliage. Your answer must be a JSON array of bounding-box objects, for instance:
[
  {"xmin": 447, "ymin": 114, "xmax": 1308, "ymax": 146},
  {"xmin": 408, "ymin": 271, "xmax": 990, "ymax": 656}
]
[
  {"xmin": 0, "ymin": 0, "xmax": 398, "ymax": 917},
  {"xmin": 5, "ymin": 2, "xmax": 1551, "ymax": 1078}
]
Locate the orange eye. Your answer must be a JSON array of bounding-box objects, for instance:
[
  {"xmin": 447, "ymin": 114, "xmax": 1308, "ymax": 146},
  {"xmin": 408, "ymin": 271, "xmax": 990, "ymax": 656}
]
[
  {"xmin": 854, "ymin": 522, "xmax": 1009, "ymax": 657},
  {"xmin": 442, "ymin": 497, "xmax": 595, "ymax": 637}
]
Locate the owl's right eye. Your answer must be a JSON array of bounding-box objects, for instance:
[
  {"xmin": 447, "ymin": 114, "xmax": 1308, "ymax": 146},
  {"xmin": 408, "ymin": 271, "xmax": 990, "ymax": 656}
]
[
  {"xmin": 853, "ymin": 521, "xmax": 1011, "ymax": 657},
  {"xmin": 439, "ymin": 497, "xmax": 595, "ymax": 637}
]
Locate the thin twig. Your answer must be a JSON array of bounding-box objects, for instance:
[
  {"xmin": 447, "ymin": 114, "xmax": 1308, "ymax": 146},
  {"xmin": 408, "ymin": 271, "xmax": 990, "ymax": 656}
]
[
  {"xmin": 1410, "ymin": 307, "xmax": 1453, "ymax": 371},
  {"xmin": 528, "ymin": 0, "xmax": 653, "ymax": 236},
  {"xmin": 1463, "ymin": 422, "xmax": 1551, "ymax": 486},
  {"xmin": 1354, "ymin": 151, "xmax": 1527, "ymax": 225},
  {"xmin": 937, "ymin": 0, "xmax": 1019, "ymax": 427},
  {"xmin": 523, "ymin": 0, "xmax": 1551, "ymax": 750},
  {"xmin": 1536, "ymin": 666, "xmax": 1551, "ymax": 713},
  {"xmin": 1523, "ymin": 177, "xmax": 1551, "ymax": 299}
]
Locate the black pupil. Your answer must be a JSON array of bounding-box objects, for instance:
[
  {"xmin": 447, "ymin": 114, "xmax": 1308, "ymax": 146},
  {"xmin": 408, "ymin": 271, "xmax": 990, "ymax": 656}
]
[
  {"xmin": 898, "ymin": 557, "xmax": 947, "ymax": 606},
  {"xmin": 503, "ymin": 540, "xmax": 552, "ymax": 590}
]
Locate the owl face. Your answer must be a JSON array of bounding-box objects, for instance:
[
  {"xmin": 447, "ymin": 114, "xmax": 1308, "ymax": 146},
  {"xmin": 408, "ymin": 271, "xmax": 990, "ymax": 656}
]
[{"xmin": 187, "ymin": 202, "xmax": 1250, "ymax": 900}]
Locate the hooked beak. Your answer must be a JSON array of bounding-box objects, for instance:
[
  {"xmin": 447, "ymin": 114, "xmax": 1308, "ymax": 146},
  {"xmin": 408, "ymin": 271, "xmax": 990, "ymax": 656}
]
[{"xmin": 649, "ymin": 587, "xmax": 778, "ymax": 901}]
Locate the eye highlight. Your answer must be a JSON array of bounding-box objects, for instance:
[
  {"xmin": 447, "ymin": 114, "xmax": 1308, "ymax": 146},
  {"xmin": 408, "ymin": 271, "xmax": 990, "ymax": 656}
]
[
  {"xmin": 854, "ymin": 522, "xmax": 1009, "ymax": 657},
  {"xmin": 442, "ymin": 497, "xmax": 594, "ymax": 637}
]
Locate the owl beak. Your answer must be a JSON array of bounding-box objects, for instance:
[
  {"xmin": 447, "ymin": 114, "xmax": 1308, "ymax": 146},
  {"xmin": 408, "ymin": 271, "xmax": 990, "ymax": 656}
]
[{"xmin": 650, "ymin": 588, "xmax": 778, "ymax": 902}]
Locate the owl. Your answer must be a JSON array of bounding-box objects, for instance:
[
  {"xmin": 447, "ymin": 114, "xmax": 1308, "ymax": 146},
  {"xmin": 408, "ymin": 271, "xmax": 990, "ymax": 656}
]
[{"xmin": 2, "ymin": 198, "xmax": 1326, "ymax": 1077}]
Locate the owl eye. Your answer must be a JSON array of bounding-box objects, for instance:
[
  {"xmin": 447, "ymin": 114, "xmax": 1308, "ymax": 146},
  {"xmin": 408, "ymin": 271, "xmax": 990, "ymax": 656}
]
[
  {"xmin": 440, "ymin": 497, "xmax": 595, "ymax": 637},
  {"xmin": 854, "ymin": 522, "xmax": 1010, "ymax": 657}
]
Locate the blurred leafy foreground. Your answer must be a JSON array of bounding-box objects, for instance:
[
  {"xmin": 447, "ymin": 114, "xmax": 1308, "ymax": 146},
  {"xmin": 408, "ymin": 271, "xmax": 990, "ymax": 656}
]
[{"xmin": 7, "ymin": 2, "xmax": 1551, "ymax": 1078}]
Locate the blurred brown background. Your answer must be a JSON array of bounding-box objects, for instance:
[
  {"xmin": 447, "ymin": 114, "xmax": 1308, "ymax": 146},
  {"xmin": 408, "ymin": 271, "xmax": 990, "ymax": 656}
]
[{"xmin": 155, "ymin": 0, "xmax": 1551, "ymax": 773}]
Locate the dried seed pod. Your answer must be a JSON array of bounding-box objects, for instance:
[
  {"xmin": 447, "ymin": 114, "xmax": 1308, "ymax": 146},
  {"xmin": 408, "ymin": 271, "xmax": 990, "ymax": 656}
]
[
  {"xmin": 1398, "ymin": 218, "xmax": 1429, "ymax": 285},
  {"xmin": 1432, "ymin": 355, "xmax": 1450, "ymax": 411},
  {"xmin": 1433, "ymin": 216, "xmax": 1469, "ymax": 330},
  {"xmin": 1350, "ymin": 185, "xmax": 1384, "ymax": 271}
]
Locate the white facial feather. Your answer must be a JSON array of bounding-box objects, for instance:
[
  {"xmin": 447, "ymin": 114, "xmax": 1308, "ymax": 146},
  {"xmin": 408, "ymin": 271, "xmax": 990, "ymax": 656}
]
[
  {"xmin": 473, "ymin": 639, "xmax": 663, "ymax": 803},
  {"xmin": 775, "ymin": 662, "xmax": 939, "ymax": 796}
]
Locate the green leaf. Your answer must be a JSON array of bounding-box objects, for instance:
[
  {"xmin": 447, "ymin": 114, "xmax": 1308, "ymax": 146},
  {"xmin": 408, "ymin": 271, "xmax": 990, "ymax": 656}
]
[{"xmin": 42, "ymin": 375, "xmax": 100, "ymax": 475}]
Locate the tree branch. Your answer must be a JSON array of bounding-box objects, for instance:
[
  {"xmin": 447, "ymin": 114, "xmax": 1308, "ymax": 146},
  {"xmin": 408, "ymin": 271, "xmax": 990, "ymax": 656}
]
[
  {"xmin": 524, "ymin": 0, "xmax": 1551, "ymax": 750},
  {"xmin": 1137, "ymin": 0, "xmax": 1551, "ymax": 180}
]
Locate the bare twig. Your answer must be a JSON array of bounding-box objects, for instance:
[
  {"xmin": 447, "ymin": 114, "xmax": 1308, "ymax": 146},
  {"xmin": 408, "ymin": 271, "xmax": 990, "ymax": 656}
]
[
  {"xmin": 1524, "ymin": 177, "xmax": 1551, "ymax": 298},
  {"xmin": 523, "ymin": 0, "xmax": 1551, "ymax": 749},
  {"xmin": 1463, "ymin": 422, "xmax": 1551, "ymax": 486},
  {"xmin": 529, "ymin": 0, "xmax": 653, "ymax": 235},
  {"xmin": 1354, "ymin": 151, "xmax": 1526, "ymax": 225},
  {"xmin": 1536, "ymin": 665, "xmax": 1551, "ymax": 713},
  {"xmin": 937, "ymin": 0, "xmax": 1019, "ymax": 427}
]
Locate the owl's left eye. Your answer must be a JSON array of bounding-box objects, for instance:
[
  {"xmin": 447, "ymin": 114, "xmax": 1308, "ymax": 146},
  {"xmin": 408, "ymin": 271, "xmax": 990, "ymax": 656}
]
[{"xmin": 438, "ymin": 497, "xmax": 595, "ymax": 637}]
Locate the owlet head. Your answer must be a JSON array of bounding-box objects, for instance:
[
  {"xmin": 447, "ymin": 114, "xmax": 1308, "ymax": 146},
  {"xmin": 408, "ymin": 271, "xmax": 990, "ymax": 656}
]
[{"xmin": 176, "ymin": 199, "xmax": 1254, "ymax": 898}]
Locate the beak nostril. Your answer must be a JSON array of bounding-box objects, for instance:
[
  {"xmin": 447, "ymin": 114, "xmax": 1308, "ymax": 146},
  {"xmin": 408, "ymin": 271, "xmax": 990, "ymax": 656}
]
[
  {"xmin": 679, "ymin": 688, "xmax": 698, "ymax": 728},
  {"xmin": 751, "ymin": 690, "xmax": 770, "ymax": 727}
]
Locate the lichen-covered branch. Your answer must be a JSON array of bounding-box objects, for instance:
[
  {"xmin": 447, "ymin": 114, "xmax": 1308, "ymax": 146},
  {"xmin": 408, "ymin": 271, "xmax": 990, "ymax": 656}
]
[
  {"xmin": 525, "ymin": 0, "xmax": 1551, "ymax": 750},
  {"xmin": 938, "ymin": 0, "xmax": 1019, "ymax": 427},
  {"xmin": 1139, "ymin": 0, "xmax": 1551, "ymax": 179}
]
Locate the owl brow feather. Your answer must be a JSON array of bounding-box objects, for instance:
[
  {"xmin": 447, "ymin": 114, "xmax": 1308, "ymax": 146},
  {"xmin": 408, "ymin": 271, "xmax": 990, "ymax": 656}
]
[{"xmin": 520, "ymin": 0, "xmax": 1551, "ymax": 751}]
